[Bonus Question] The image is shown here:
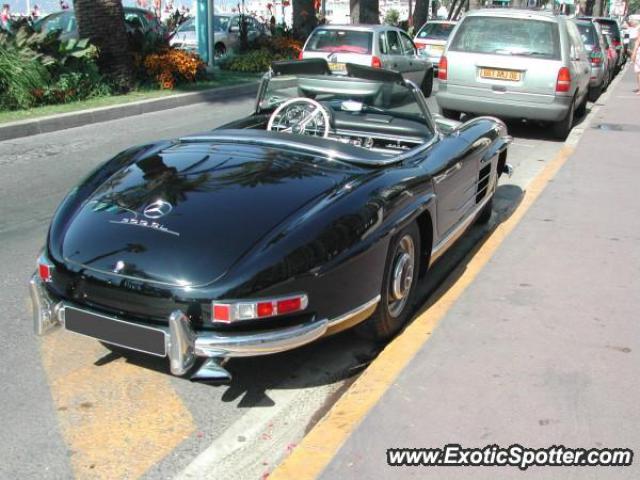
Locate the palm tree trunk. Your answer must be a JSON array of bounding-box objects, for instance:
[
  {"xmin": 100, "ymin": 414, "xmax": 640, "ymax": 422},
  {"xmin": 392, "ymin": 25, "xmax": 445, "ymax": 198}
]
[
  {"xmin": 73, "ymin": 0, "xmax": 132, "ymax": 89},
  {"xmin": 413, "ymin": 0, "xmax": 429, "ymax": 31},
  {"xmin": 293, "ymin": 0, "xmax": 318, "ymax": 39},
  {"xmin": 349, "ymin": 0, "xmax": 380, "ymax": 24}
]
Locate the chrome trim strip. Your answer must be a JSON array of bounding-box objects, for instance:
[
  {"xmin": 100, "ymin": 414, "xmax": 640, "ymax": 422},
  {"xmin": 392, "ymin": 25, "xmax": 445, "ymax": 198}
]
[
  {"xmin": 328, "ymin": 295, "xmax": 381, "ymax": 328},
  {"xmin": 430, "ymin": 192, "xmax": 493, "ymax": 263}
]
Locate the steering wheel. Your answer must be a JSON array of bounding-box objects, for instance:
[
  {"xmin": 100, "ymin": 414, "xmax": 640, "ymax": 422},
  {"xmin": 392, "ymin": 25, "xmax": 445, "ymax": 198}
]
[{"xmin": 267, "ymin": 97, "xmax": 331, "ymax": 138}]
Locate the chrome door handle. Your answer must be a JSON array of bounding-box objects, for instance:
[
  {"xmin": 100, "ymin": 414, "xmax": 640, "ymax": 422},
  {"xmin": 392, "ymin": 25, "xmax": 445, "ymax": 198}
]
[{"xmin": 434, "ymin": 161, "xmax": 462, "ymax": 183}]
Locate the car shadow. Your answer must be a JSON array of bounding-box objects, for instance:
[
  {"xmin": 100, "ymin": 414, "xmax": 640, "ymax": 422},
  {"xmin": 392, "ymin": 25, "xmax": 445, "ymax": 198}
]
[
  {"xmin": 102, "ymin": 183, "xmax": 524, "ymax": 408},
  {"xmin": 459, "ymin": 105, "xmax": 593, "ymax": 142}
]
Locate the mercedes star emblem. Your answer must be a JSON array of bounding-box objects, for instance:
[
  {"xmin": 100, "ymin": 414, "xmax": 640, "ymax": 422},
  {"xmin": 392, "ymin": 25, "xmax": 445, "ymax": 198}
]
[{"xmin": 143, "ymin": 200, "xmax": 173, "ymax": 219}]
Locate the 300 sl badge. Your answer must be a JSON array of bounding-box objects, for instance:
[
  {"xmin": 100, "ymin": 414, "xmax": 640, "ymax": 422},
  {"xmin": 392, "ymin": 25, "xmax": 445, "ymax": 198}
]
[{"xmin": 109, "ymin": 217, "xmax": 179, "ymax": 236}]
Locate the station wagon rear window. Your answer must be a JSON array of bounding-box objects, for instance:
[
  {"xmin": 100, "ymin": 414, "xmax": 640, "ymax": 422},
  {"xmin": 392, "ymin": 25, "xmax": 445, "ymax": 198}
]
[
  {"xmin": 416, "ymin": 23, "xmax": 455, "ymax": 40},
  {"xmin": 306, "ymin": 29, "xmax": 373, "ymax": 54},
  {"xmin": 450, "ymin": 17, "xmax": 560, "ymax": 60}
]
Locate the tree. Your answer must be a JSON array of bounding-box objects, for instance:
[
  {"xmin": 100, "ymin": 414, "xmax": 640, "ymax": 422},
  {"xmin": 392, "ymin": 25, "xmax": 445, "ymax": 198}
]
[
  {"xmin": 293, "ymin": 0, "xmax": 318, "ymax": 39},
  {"xmin": 413, "ymin": 0, "xmax": 429, "ymax": 31},
  {"xmin": 349, "ymin": 0, "xmax": 380, "ymax": 24},
  {"xmin": 73, "ymin": 0, "xmax": 132, "ymax": 89}
]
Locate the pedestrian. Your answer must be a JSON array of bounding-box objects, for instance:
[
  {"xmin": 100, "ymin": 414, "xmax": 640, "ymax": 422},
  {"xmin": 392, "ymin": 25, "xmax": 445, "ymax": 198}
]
[
  {"xmin": 632, "ymin": 24, "xmax": 640, "ymax": 94},
  {"xmin": 59, "ymin": 0, "xmax": 70, "ymax": 10},
  {"xmin": 31, "ymin": 4, "xmax": 40, "ymax": 19},
  {"xmin": 1, "ymin": 4, "xmax": 10, "ymax": 30}
]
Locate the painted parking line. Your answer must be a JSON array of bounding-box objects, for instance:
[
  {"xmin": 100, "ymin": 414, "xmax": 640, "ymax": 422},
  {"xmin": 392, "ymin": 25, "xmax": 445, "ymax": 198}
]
[
  {"xmin": 270, "ymin": 139, "xmax": 586, "ymax": 479},
  {"xmin": 40, "ymin": 331, "xmax": 195, "ymax": 479}
]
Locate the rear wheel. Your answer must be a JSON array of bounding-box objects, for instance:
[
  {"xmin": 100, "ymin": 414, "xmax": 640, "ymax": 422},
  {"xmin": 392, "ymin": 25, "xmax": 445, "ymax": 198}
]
[
  {"xmin": 552, "ymin": 97, "xmax": 574, "ymax": 140},
  {"xmin": 441, "ymin": 108, "xmax": 460, "ymax": 120},
  {"xmin": 588, "ymin": 84, "xmax": 602, "ymax": 102},
  {"xmin": 356, "ymin": 223, "xmax": 420, "ymax": 341},
  {"xmin": 214, "ymin": 43, "xmax": 226, "ymax": 59},
  {"xmin": 575, "ymin": 91, "xmax": 588, "ymax": 117},
  {"xmin": 421, "ymin": 71, "xmax": 434, "ymax": 97}
]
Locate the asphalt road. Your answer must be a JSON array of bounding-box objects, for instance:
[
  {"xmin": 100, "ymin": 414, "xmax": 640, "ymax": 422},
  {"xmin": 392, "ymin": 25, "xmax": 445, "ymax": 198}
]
[{"xmin": 0, "ymin": 83, "xmax": 589, "ymax": 479}]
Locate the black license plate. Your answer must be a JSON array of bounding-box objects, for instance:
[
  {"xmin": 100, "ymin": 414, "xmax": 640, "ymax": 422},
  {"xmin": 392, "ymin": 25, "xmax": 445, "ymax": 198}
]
[{"xmin": 64, "ymin": 307, "xmax": 167, "ymax": 357}]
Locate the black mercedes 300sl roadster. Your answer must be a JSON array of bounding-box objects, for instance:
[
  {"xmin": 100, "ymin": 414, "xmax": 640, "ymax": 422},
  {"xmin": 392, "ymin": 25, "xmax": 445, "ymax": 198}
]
[{"xmin": 30, "ymin": 59, "xmax": 512, "ymax": 382}]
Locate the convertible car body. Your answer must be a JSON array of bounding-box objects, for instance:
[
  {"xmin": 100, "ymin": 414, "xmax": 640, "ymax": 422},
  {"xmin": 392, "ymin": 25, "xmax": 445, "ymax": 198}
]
[{"xmin": 30, "ymin": 59, "xmax": 512, "ymax": 382}]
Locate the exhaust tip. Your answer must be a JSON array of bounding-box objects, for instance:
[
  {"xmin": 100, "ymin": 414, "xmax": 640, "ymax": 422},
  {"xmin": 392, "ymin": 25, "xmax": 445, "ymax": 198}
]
[{"xmin": 190, "ymin": 358, "xmax": 232, "ymax": 384}]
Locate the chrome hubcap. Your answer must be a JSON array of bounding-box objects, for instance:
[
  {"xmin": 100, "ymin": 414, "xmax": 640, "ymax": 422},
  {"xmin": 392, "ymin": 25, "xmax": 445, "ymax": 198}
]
[{"xmin": 388, "ymin": 235, "xmax": 415, "ymax": 318}]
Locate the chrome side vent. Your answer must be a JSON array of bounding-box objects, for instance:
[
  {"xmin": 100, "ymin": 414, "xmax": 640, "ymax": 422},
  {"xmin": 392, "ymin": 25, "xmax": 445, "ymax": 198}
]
[{"xmin": 476, "ymin": 164, "xmax": 491, "ymax": 204}]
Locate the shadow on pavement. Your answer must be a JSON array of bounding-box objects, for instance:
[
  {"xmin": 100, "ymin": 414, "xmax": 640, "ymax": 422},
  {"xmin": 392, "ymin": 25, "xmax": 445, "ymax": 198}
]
[{"xmin": 100, "ymin": 184, "xmax": 524, "ymax": 407}]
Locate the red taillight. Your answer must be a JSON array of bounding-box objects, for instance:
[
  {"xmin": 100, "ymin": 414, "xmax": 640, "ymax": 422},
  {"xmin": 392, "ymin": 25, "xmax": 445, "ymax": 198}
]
[
  {"xmin": 277, "ymin": 297, "xmax": 302, "ymax": 314},
  {"xmin": 37, "ymin": 254, "xmax": 53, "ymax": 283},
  {"xmin": 371, "ymin": 56, "xmax": 382, "ymax": 68},
  {"xmin": 38, "ymin": 263, "xmax": 52, "ymax": 283},
  {"xmin": 437, "ymin": 56, "xmax": 448, "ymax": 80},
  {"xmin": 144, "ymin": 12, "xmax": 154, "ymax": 20},
  {"xmin": 298, "ymin": 50, "xmax": 304, "ymax": 60},
  {"xmin": 556, "ymin": 67, "xmax": 571, "ymax": 93},
  {"xmin": 213, "ymin": 304, "xmax": 230, "ymax": 323},
  {"xmin": 212, "ymin": 294, "xmax": 308, "ymax": 323},
  {"xmin": 590, "ymin": 51, "xmax": 603, "ymax": 65},
  {"xmin": 612, "ymin": 39, "xmax": 621, "ymax": 47}
]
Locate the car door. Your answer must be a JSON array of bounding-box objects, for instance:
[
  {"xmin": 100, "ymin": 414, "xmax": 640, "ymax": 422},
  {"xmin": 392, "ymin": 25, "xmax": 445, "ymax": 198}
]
[
  {"xmin": 399, "ymin": 31, "xmax": 426, "ymax": 84},
  {"xmin": 430, "ymin": 133, "xmax": 484, "ymax": 237},
  {"xmin": 382, "ymin": 30, "xmax": 408, "ymax": 72},
  {"xmin": 568, "ymin": 22, "xmax": 590, "ymax": 97}
]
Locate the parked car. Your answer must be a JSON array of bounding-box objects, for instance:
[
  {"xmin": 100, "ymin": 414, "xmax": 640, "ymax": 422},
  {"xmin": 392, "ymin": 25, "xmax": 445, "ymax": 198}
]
[
  {"xmin": 575, "ymin": 19, "xmax": 610, "ymax": 101},
  {"xmin": 602, "ymin": 33, "xmax": 619, "ymax": 80},
  {"xmin": 436, "ymin": 9, "xmax": 591, "ymax": 139},
  {"xmin": 577, "ymin": 17, "xmax": 625, "ymax": 72},
  {"xmin": 29, "ymin": 59, "xmax": 512, "ymax": 382},
  {"xmin": 34, "ymin": 8, "xmax": 166, "ymax": 42},
  {"xmin": 413, "ymin": 20, "xmax": 456, "ymax": 74},
  {"xmin": 170, "ymin": 14, "xmax": 270, "ymax": 58},
  {"xmin": 301, "ymin": 25, "xmax": 434, "ymax": 97}
]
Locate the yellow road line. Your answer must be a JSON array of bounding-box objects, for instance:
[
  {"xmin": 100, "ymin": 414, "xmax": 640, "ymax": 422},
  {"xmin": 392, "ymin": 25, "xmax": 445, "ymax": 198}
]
[
  {"xmin": 271, "ymin": 145, "xmax": 576, "ymax": 480},
  {"xmin": 41, "ymin": 330, "xmax": 195, "ymax": 479}
]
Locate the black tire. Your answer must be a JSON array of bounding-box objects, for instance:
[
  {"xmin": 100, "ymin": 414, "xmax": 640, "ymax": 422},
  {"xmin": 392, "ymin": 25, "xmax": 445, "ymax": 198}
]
[
  {"xmin": 441, "ymin": 108, "xmax": 460, "ymax": 120},
  {"xmin": 552, "ymin": 97, "xmax": 574, "ymax": 140},
  {"xmin": 214, "ymin": 43, "xmax": 226, "ymax": 59},
  {"xmin": 421, "ymin": 71, "xmax": 434, "ymax": 97},
  {"xmin": 575, "ymin": 91, "xmax": 587, "ymax": 117},
  {"xmin": 588, "ymin": 84, "xmax": 602, "ymax": 102},
  {"xmin": 475, "ymin": 196, "xmax": 493, "ymax": 225},
  {"xmin": 356, "ymin": 222, "xmax": 421, "ymax": 341}
]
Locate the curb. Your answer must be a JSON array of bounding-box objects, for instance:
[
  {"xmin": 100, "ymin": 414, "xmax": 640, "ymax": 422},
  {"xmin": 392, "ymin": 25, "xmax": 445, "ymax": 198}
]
[{"xmin": 0, "ymin": 81, "xmax": 260, "ymax": 142}]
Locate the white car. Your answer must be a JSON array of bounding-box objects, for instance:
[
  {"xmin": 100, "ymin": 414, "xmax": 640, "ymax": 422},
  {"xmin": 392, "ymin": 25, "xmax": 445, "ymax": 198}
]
[
  {"xmin": 300, "ymin": 24, "xmax": 434, "ymax": 97},
  {"xmin": 170, "ymin": 15, "xmax": 270, "ymax": 58}
]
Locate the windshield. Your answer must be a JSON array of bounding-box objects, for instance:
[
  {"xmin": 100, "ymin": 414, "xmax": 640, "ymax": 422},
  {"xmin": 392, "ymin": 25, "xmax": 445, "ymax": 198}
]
[
  {"xmin": 450, "ymin": 16, "xmax": 560, "ymax": 59},
  {"xmin": 305, "ymin": 29, "xmax": 373, "ymax": 54},
  {"xmin": 416, "ymin": 23, "xmax": 455, "ymax": 40},
  {"xmin": 577, "ymin": 23, "xmax": 597, "ymax": 48},
  {"xmin": 213, "ymin": 16, "xmax": 230, "ymax": 32},
  {"xmin": 178, "ymin": 18, "xmax": 195, "ymax": 32},
  {"xmin": 259, "ymin": 75, "xmax": 429, "ymax": 126}
]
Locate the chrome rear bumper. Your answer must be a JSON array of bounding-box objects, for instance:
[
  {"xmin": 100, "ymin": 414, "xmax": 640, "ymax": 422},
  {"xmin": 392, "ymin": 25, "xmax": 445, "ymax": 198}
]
[{"xmin": 29, "ymin": 274, "xmax": 335, "ymax": 381}]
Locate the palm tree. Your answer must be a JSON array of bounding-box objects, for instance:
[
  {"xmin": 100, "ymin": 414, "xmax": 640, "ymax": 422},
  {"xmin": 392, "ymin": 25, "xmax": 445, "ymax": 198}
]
[
  {"xmin": 73, "ymin": 0, "xmax": 133, "ymax": 89},
  {"xmin": 293, "ymin": 0, "xmax": 318, "ymax": 39},
  {"xmin": 349, "ymin": 0, "xmax": 380, "ymax": 24},
  {"xmin": 413, "ymin": 0, "xmax": 429, "ymax": 31}
]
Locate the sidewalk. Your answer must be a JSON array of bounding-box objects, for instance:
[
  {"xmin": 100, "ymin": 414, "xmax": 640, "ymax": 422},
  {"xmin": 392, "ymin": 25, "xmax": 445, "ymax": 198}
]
[{"xmin": 319, "ymin": 68, "xmax": 640, "ymax": 479}]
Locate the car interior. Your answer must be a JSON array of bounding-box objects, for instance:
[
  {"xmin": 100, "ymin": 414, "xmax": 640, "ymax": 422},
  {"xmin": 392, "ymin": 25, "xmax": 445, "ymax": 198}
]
[{"xmin": 222, "ymin": 59, "xmax": 437, "ymax": 158}]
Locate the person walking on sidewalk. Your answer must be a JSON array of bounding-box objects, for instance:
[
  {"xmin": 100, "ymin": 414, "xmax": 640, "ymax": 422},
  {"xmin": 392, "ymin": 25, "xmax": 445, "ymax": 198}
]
[{"xmin": 633, "ymin": 24, "xmax": 640, "ymax": 94}]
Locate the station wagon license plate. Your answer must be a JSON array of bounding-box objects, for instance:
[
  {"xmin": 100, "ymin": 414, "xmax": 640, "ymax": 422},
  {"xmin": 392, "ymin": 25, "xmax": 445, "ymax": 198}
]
[
  {"xmin": 328, "ymin": 62, "xmax": 347, "ymax": 73},
  {"xmin": 480, "ymin": 68, "xmax": 522, "ymax": 82}
]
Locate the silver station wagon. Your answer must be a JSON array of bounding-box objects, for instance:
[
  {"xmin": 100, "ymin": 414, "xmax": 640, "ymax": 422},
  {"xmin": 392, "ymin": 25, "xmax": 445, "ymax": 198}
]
[
  {"xmin": 436, "ymin": 10, "xmax": 591, "ymax": 139},
  {"xmin": 301, "ymin": 24, "xmax": 434, "ymax": 96}
]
